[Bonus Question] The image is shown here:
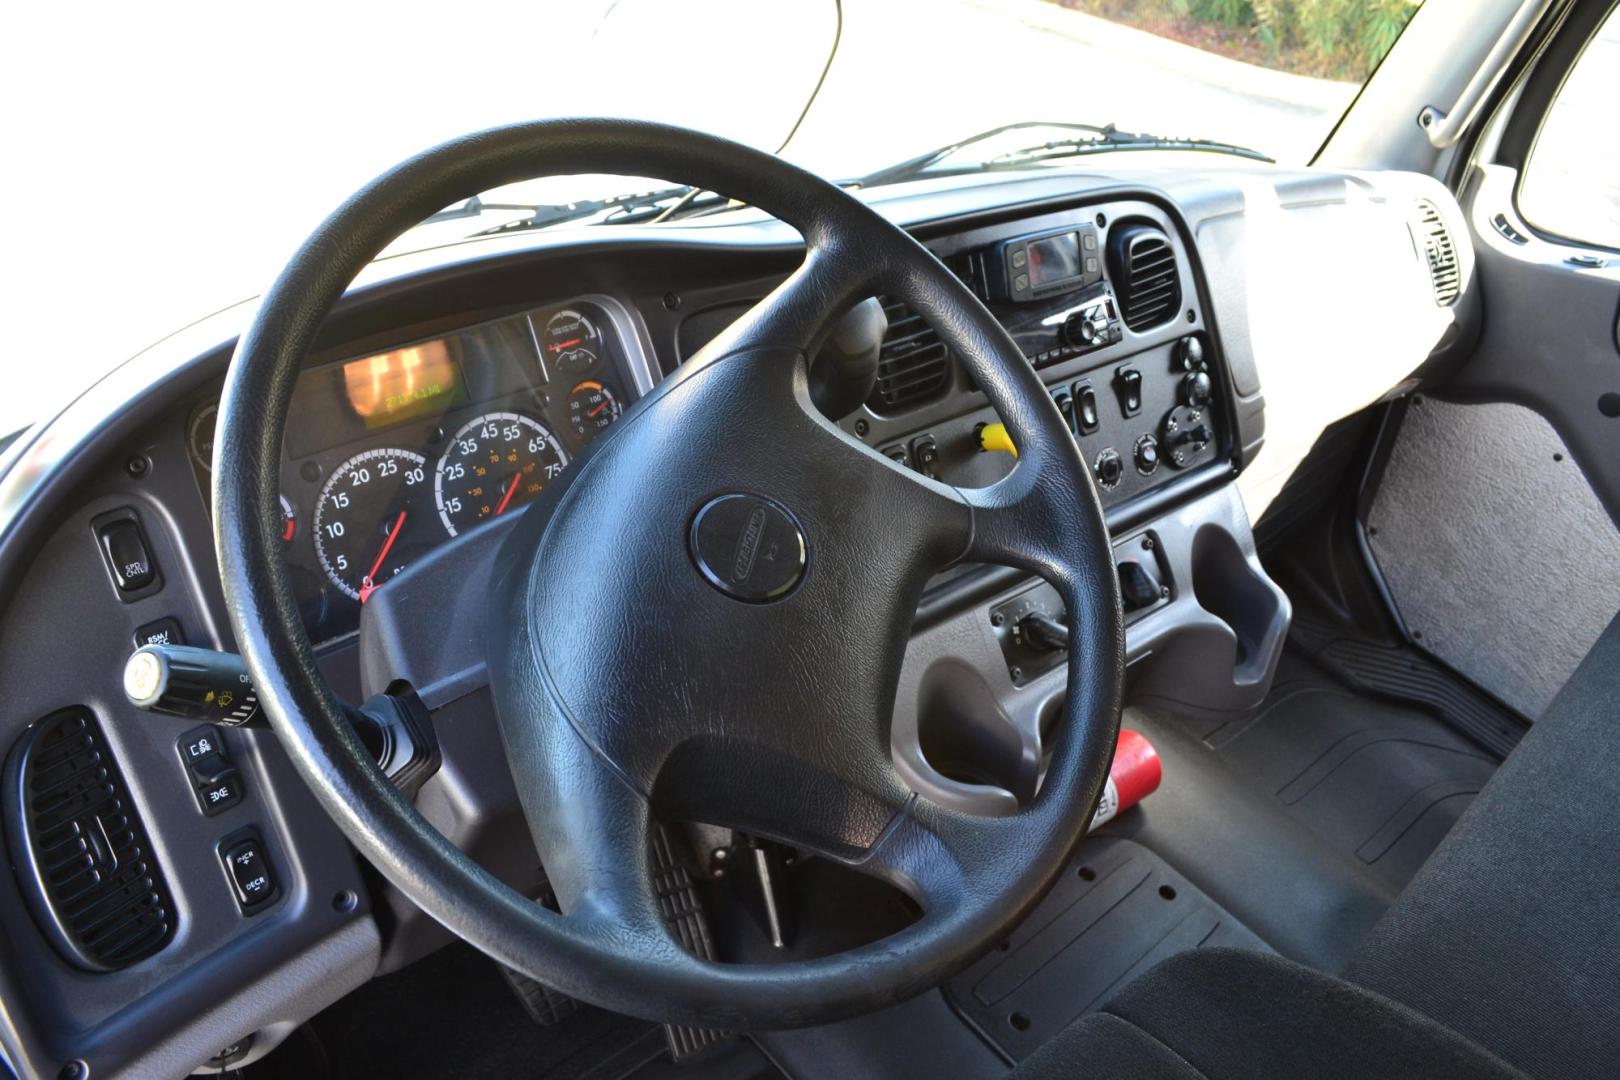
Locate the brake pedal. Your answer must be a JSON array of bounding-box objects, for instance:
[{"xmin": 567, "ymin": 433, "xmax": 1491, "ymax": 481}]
[{"xmin": 498, "ymin": 962, "xmax": 581, "ymax": 1027}]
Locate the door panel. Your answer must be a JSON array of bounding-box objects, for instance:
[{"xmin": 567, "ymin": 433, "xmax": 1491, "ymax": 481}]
[{"xmin": 1450, "ymin": 165, "xmax": 1620, "ymax": 527}]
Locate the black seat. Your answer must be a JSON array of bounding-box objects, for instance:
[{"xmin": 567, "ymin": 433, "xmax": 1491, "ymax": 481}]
[
  {"xmin": 1346, "ymin": 609, "xmax": 1620, "ymax": 1077},
  {"xmin": 1014, "ymin": 611, "xmax": 1620, "ymax": 1078}
]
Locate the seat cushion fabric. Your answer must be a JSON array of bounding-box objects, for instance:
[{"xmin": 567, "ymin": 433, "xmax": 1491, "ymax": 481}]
[
  {"xmin": 1349, "ymin": 611, "xmax": 1620, "ymax": 1078},
  {"xmin": 1012, "ymin": 948, "xmax": 1522, "ymax": 1079}
]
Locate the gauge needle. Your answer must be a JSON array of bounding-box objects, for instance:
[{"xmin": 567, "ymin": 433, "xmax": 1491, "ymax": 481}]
[
  {"xmin": 493, "ymin": 474, "xmax": 521, "ymax": 517},
  {"xmin": 589, "ymin": 400, "xmax": 611, "ymax": 418},
  {"xmin": 358, "ymin": 510, "xmax": 406, "ymax": 604},
  {"xmin": 548, "ymin": 337, "xmax": 582, "ymax": 352}
]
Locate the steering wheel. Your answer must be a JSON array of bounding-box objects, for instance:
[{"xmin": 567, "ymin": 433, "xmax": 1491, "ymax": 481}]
[{"xmin": 214, "ymin": 119, "xmax": 1124, "ymax": 1030}]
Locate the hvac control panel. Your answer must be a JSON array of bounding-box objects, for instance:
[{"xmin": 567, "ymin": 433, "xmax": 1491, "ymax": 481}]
[
  {"xmin": 1050, "ymin": 331, "xmax": 1218, "ymax": 501},
  {"xmin": 882, "ymin": 329, "xmax": 1219, "ymax": 509}
]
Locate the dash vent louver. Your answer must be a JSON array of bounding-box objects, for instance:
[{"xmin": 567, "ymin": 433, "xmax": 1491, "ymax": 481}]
[
  {"xmin": 866, "ymin": 297, "xmax": 952, "ymax": 413},
  {"xmin": 1107, "ymin": 223, "xmax": 1182, "ymax": 331},
  {"xmin": 4, "ymin": 708, "xmax": 174, "ymax": 971},
  {"xmin": 1416, "ymin": 199, "xmax": 1461, "ymax": 306}
]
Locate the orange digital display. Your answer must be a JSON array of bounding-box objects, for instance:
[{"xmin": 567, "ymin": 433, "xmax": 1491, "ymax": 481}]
[{"xmin": 342, "ymin": 338, "xmax": 465, "ymax": 427}]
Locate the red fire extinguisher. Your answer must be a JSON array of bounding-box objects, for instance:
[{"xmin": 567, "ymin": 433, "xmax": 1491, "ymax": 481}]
[{"xmin": 1089, "ymin": 729, "xmax": 1161, "ymax": 832}]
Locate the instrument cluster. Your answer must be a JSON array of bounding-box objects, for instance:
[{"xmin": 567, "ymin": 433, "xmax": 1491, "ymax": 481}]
[{"xmin": 188, "ymin": 297, "xmax": 646, "ymax": 644}]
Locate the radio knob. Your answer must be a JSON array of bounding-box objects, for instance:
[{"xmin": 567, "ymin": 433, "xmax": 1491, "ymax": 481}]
[{"xmin": 1063, "ymin": 312, "xmax": 1096, "ymax": 347}]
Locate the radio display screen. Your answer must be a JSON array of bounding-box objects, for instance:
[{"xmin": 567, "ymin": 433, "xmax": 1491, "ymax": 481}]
[{"xmin": 1026, "ymin": 232, "xmax": 1082, "ymax": 288}]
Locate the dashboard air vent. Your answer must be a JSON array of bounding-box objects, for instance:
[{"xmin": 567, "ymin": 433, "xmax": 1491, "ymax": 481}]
[
  {"xmin": 4, "ymin": 708, "xmax": 174, "ymax": 971},
  {"xmin": 1416, "ymin": 198, "xmax": 1461, "ymax": 306},
  {"xmin": 1107, "ymin": 223, "xmax": 1181, "ymax": 331},
  {"xmin": 867, "ymin": 297, "xmax": 951, "ymax": 413}
]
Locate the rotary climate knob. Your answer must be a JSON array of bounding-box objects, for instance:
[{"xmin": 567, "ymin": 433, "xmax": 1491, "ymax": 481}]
[
  {"xmin": 1182, "ymin": 370, "xmax": 1212, "ymax": 407},
  {"xmin": 1175, "ymin": 335, "xmax": 1205, "ymax": 371}
]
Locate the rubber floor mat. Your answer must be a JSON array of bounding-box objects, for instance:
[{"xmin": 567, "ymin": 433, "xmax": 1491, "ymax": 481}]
[{"xmin": 1198, "ymin": 651, "xmax": 1498, "ymax": 889}]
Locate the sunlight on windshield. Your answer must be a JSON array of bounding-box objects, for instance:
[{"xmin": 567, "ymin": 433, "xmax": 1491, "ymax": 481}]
[{"xmin": 1, "ymin": 0, "xmax": 1415, "ymax": 438}]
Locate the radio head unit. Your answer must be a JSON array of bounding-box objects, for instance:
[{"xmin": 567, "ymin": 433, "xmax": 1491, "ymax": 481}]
[{"xmin": 991, "ymin": 224, "xmax": 1105, "ymax": 302}]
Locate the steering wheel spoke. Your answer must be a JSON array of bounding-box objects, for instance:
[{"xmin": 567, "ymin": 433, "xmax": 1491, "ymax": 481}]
[{"xmin": 688, "ymin": 245, "xmax": 873, "ymax": 367}]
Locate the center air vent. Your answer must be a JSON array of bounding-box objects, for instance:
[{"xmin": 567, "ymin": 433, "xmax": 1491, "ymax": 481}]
[
  {"xmin": 867, "ymin": 297, "xmax": 952, "ymax": 414},
  {"xmin": 1107, "ymin": 223, "xmax": 1182, "ymax": 331},
  {"xmin": 1416, "ymin": 199, "xmax": 1461, "ymax": 306},
  {"xmin": 4, "ymin": 708, "xmax": 174, "ymax": 971}
]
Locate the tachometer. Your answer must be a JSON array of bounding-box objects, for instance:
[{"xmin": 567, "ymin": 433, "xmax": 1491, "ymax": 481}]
[
  {"xmin": 312, "ymin": 448, "xmax": 436, "ymax": 602},
  {"xmin": 540, "ymin": 308, "xmax": 602, "ymax": 378},
  {"xmin": 435, "ymin": 412, "xmax": 569, "ymax": 537},
  {"xmin": 565, "ymin": 380, "xmax": 621, "ymax": 445}
]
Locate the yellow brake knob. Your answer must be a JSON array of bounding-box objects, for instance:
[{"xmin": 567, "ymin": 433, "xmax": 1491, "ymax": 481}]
[{"xmin": 978, "ymin": 422, "xmax": 1018, "ymax": 458}]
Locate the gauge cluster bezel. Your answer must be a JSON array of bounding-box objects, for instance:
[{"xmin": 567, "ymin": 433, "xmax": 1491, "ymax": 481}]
[{"xmin": 185, "ymin": 294, "xmax": 655, "ymax": 646}]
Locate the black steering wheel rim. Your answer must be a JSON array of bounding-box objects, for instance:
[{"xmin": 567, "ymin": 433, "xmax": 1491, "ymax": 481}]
[{"xmin": 214, "ymin": 119, "xmax": 1124, "ymax": 1029}]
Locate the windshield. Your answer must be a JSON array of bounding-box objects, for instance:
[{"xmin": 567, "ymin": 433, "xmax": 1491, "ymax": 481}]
[{"xmin": 3, "ymin": 0, "xmax": 1418, "ymax": 438}]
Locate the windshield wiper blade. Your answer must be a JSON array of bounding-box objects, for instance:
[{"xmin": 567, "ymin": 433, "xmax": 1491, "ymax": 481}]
[
  {"xmin": 471, "ymin": 184, "xmax": 703, "ymax": 235},
  {"xmin": 985, "ymin": 125, "xmax": 1273, "ymax": 167},
  {"xmin": 852, "ymin": 120, "xmax": 1118, "ymax": 189}
]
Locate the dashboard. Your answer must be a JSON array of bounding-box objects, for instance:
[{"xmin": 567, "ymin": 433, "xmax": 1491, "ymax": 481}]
[{"xmin": 0, "ymin": 161, "xmax": 1477, "ymax": 1077}]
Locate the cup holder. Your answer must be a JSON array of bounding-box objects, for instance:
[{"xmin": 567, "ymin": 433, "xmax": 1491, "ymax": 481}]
[
  {"xmin": 915, "ymin": 659, "xmax": 1036, "ymax": 803},
  {"xmin": 1190, "ymin": 523, "xmax": 1284, "ymax": 682}
]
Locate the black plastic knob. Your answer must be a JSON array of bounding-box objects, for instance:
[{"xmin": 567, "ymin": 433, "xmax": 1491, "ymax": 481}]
[
  {"xmin": 1176, "ymin": 336, "xmax": 1205, "ymax": 371},
  {"xmin": 1182, "ymin": 370, "xmax": 1212, "ymax": 406},
  {"xmin": 1095, "ymin": 449, "xmax": 1124, "ymax": 489},
  {"xmin": 1134, "ymin": 434, "xmax": 1160, "ymax": 474},
  {"xmin": 1063, "ymin": 312, "xmax": 1094, "ymax": 347}
]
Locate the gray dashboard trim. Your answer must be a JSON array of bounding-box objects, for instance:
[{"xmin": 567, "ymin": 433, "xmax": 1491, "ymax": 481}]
[{"xmin": 123, "ymin": 916, "xmax": 379, "ymax": 1078}]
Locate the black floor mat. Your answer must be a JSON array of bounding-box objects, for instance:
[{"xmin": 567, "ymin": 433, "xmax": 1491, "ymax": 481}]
[
  {"xmin": 1193, "ymin": 651, "xmax": 1499, "ymax": 890},
  {"xmin": 1106, "ymin": 650, "xmax": 1500, "ymax": 972},
  {"xmin": 248, "ymin": 942, "xmax": 779, "ymax": 1080}
]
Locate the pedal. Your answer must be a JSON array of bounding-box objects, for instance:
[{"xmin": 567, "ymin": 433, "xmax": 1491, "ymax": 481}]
[
  {"xmin": 498, "ymin": 962, "xmax": 581, "ymax": 1027},
  {"xmin": 653, "ymin": 825, "xmax": 729, "ymax": 1062},
  {"xmin": 497, "ymin": 867, "xmax": 581, "ymax": 1027}
]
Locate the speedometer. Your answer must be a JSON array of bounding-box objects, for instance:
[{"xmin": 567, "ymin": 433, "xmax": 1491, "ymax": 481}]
[
  {"xmin": 312, "ymin": 448, "xmax": 437, "ymax": 602},
  {"xmin": 435, "ymin": 412, "xmax": 569, "ymax": 537}
]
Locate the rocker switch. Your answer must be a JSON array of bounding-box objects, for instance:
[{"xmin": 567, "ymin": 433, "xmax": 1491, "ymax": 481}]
[
  {"xmin": 1072, "ymin": 382, "xmax": 1100, "ymax": 435},
  {"xmin": 1114, "ymin": 367, "xmax": 1143, "ymax": 418}
]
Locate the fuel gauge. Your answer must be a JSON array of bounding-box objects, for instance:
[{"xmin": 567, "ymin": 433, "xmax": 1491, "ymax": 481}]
[{"xmin": 540, "ymin": 309, "xmax": 602, "ymax": 378}]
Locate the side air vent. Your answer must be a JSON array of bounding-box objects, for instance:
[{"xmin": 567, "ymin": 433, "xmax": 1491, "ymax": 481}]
[
  {"xmin": 1416, "ymin": 199, "xmax": 1461, "ymax": 306},
  {"xmin": 4, "ymin": 708, "xmax": 174, "ymax": 971},
  {"xmin": 1107, "ymin": 223, "xmax": 1182, "ymax": 331},
  {"xmin": 867, "ymin": 297, "xmax": 951, "ymax": 413}
]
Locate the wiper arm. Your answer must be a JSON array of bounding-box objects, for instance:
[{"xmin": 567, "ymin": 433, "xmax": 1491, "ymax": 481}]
[
  {"xmin": 852, "ymin": 120, "xmax": 1119, "ymax": 189},
  {"xmin": 985, "ymin": 125, "xmax": 1273, "ymax": 167},
  {"xmin": 470, "ymin": 184, "xmax": 705, "ymax": 235}
]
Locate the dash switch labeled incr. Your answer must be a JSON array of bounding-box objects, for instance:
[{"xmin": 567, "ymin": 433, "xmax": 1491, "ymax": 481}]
[{"xmin": 218, "ymin": 830, "xmax": 278, "ymax": 914}]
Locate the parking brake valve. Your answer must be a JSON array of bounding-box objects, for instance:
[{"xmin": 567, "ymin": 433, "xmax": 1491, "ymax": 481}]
[
  {"xmin": 123, "ymin": 643, "xmax": 263, "ymax": 726},
  {"xmin": 1117, "ymin": 560, "xmax": 1164, "ymax": 611},
  {"xmin": 1017, "ymin": 611, "xmax": 1072, "ymax": 652}
]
